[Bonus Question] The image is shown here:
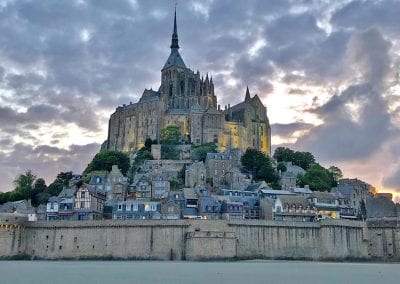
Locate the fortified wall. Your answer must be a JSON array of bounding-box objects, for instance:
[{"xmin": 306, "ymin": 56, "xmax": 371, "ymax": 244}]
[{"xmin": 1, "ymin": 216, "xmax": 399, "ymax": 261}]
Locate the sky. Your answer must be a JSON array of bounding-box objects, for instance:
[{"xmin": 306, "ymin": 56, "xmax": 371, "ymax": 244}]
[{"xmin": 0, "ymin": 0, "xmax": 399, "ymax": 200}]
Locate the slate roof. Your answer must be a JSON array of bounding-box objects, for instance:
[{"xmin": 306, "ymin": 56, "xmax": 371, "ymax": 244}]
[
  {"xmin": 162, "ymin": 49, "xmax": 186, "ymax": 70},
  {"xmin": 278, "ymin": 196, "xmax": 310, "ymax": 207},
  {"xmin": 139, "ymin": 89, "xmax": 160, "ymax": 103},
  {"xmin": 183, "ymin": 188, "xmax": 198, "ymax": 200},
  {"xmin": 58, "ymin": 187, "xmax": 76, "ymax": 198},
  {"xmin": 310, "ymin": 191, "xmax": 336, "ymax": 200}
]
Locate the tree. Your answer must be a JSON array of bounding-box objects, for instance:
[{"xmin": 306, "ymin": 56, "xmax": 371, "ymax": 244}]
[
  {"xmin": 190, "ymin": 143, "xmax": 218, "ymax": 162},
  {"xmin": 31, "ymin": 178, "xmax": 47, "ymax": 206},
  {"xmin": 160, "ymin": 125, "xmax": 181, "ymax": 160},
  {"xmin": 277, "ymin": 162, "xmax": 287, "ymax": 173},
  {"xmin": 129, "ymin": 147, "xmax": 154, "ymax": 179},
  {"xmin": 84, "ymin": 150, "xmax": 130, "ymax": 175},
  {"xmin": 144, "ymin": 138, "xmax": 154, "ymax": 151},
  {"xmin": 273, "ymin": 147, "xmax": 315, "ymax": 170},
  {"xmin": 328, "ymin": 166, "xmax": 343, "ymax": 183},
  {"xmin": 56, "ymin": 171, "xmax": 73, "ymax": 186},
  {"xmin": 297, "ymin": 164, "xmax": 334, "ymax": 192},
  {"xmin": 13, "ymin": 170, "xmax": 36, "ymax": 200},
  {"xmin": 160, "ymin": 125, "xmax": 181, "ymax": 145},
  {"xmin": 241, "ymin": 148, "xmax": 278, "ymax": 183},
  {"xmin": 273, "ymin": 147, "xmax": 295, "ymax": 162}
]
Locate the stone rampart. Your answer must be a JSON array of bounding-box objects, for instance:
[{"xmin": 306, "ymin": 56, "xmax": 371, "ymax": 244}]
[{"xmin": 1, "ymin": 218, "xmax": 399, "ymax": 261}]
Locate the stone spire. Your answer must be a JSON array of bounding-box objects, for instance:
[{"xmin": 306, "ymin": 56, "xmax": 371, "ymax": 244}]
[
  {"xmin": 170, "ymin": 7, "xmax": 179, "ymax": 49},
  {"xmin": 245, "ymin": 86, "xmax": 251, "ymax": 101}
]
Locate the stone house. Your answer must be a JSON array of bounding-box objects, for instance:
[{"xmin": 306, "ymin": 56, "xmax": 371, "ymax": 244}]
[
  {"xmin": 220, "ymin": 199, "xmax": 244, "ymax": 220},
  {"xmin": 182, "ymin": 188, "xmax": 199, "ymax": 219},
  {"xmin": 279, "ymin": 162, "xmax": 306, "ymax": 190},
  {"xmin": 160, "ymin": 199, "xmax": 181, "ymax": 220},
  {"xmin": 152, "ymin": 180, "xmax": 170, "ymax": 199},
  {"xmin": 185, "ymin": 161, "xmax": 206, "ymax": 188},
  {"xmin": 308, "ymin": 191, "xmax": 340, "ymax": 219},
  {"xmin": 242, "ymin": 196, "xmax": 260, "ymax": 219},
  {"xmin": 0, "ymin": 200, "xmax": 37, "ymax": 221},
  {"xmin": 74, "ymin": 185, "xmax": 106, "ymax": 220},
  {"xmin": 198, "ymin": 196, "xmax": 221, "ymax": 220},
  {"xmin": 57, "ymin": 187, "xmax": 76, "ymax": 221},
  {"xmin": 274, "ymin": 196, "xmax": 316, "ymax": 222},
  {"xmin": 205, "ymin": 152, "xmax": 238, "ymax": 188},
  {"xmin": 259, "ymin": 189, "xmax": 296, "ymax": 200},
  {"xmin": 112, "ymin": 200, "xmax": 161, "ymax": 220},
  {"xmin": 46, "ymin": 197, "xmax": 59, "ymax": 221},
  {"xmin": 337, "ymin": 178, "xmax": 373, "ymax": 217},
  {"xmin": 366, "ymin": 194, "xmax": 398, "ymax": 219},
  {"xmin": 131, "ymin": 176, "xmax": 152, "ymax": 199},
  {"xmin": 260, "ymin": 198, "xmax": 274, "ymax": 220},
  {"xmin": 224, "ymin": 166, "xmax": 249, "ymax": 190}
]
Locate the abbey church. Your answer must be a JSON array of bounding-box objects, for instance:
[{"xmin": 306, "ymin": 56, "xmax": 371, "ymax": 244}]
[{"xmin": 106, "ymin": 11, "xmax": 271, "ymax": 155}]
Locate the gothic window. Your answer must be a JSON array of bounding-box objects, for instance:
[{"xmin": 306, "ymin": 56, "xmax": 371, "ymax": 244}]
[
  {"xmin": 169, "ymin": 84, "xmax": 173, "ymax": 97},
  {"xmin": 180, "ymin": 80, "xmax": 185, "ymax": 96}
]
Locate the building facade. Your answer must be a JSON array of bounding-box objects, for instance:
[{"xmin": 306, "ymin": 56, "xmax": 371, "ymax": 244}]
[{"xmin": 105, "ymin": 11, "xmax": 271, "ymax": 155}]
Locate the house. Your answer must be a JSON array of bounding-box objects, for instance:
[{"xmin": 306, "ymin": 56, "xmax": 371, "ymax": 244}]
[
  {"xmin": 337, "ymin": 178, "xmax": 373, "ymax": 217},
  {"xmin": 182, "ymin": 188, "xmax": 199, "ymax": 219},
  {"xmin": 291, "ymin": 186, "xmax": 313, "ymax": 197},
  {"xmin": 74, "ymin": 185, "xmax": 106, "ymax": 220},
  {"xmin": 131, "ymin": 176, "xmax": 152, "ymax": 199},
  {"xmin": 366, "ymin": 194, "xmax": 398, "ymax": 219},
  {"xmin": 273, "ymin": 196, "xmax": 316, "ymax": 222},
  {"xmin": 224, "ymin": 166, "xmax": 250, "ymax": 190},
  {"xmin": 259, "ymin": 189, "xmax": 296, "ymax": 200},
  {"xmin": 242, "ymin": 196, "xmax": 260, "ymax": 219},
  {"xmin": 167, "ymin": 190, "xmax": 186, "ymax": 209},
  {"xmin": 0, "ymin": 200, "xmax": 37, "ymax": 221},
  {"xmin": 113, "ymin": 200, "xmax": 161, "ymax": 220},
  {"xmin": 198, "ymin": 196, "xmax": 221, "ymax": 220},
  {"xmin": 205, "ymin": 152, "xmax": 238, "ymax": 188},
  {"xmin": 308, "ymin": 191, "xmax": 340, "ymax": 219},
  {"xmin": 280, "ymin": 162, "xmax": 306, "ymax": 190},
  {"xmin": 57, "ymin": 187, "xmax": 76, "ymax": 221},
  {"xmin": 46, "ymin": 196, "xmax": 60, "ymax": 221},
  {"xmin": 185, "ymin": 161, "xmax": 206, "ymax": 188},
  {"xmin": 330, "ymin": 190, "xmax": 356, "ymax": 219},
  {"xmin": 160, "ymin": 199, "xmax": 181, "ymax": 220},
  {"xmin": 221, "ymin": 199, "xmax": 244, "ymax": 220},
  {"xmin": 152, "ymin": 180, "xmax": 170, "ymax": 199},
  {"xmin": 260, "ymin": 198, "xmax": 274, "ymax": 220}
]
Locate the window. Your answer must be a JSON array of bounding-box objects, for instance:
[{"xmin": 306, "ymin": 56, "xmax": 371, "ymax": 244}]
[
  {"xmin": 81, "ymin": 192, "xmax": 85, "ymax": 198},
  {"xmin": 118, "ymin": 204, "xmax": 122, "ymax": 211},
  {"xmin": 80, "ymin": 201, "xmax": 85, "ymax": 209}
]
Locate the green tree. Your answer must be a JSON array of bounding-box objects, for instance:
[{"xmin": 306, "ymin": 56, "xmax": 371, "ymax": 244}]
[
  {"xmin": 241, "ymin": 148, "xmax": 278, "ymax": 183},
  {"xmin": 13, "ymin": 170, "xmax": 36, "ymax": 200},
  {"xmin": 31, "ymin": 178, "xmax": 47, "ymax": 206},
  {"xmin": 190, "ymin": 143, "xmax": 218, "ymax": 162},
  {"xmin": 328, "ymin": 166, "xmax": 343, "ymax": 183},
  {"xmin": 277, "ymin": 162, "xmax": 287, "ymax": 173},
  {"xmin": 273, "ymin": 147, "xmax": 295, "ymax": 162},
  {"xmin": 84, "ymin": 150, "xmax": 130, "ymax": 175},
  {"xmin": 273, "ymin": 147, "xmax": 315, "ymax": 170},
  {"xmin": 129, "ymin": 147, "xmax": 154, "ymax": 179},
  {"xmin": 297, "ymin": 164, "xmax": 333, "ymax": 191},
  {"xmin": 160, "ymin": 125, "xmax": 181, "ymax": 145}
]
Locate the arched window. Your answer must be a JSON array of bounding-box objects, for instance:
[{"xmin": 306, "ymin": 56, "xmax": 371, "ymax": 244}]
[
  {"xmin": 169, "ymin": 84, "xmax": 173, "ymax": 97},
  {"xmin": 180, "ymin": 80, "xmax": 185, "ymax": 95}
]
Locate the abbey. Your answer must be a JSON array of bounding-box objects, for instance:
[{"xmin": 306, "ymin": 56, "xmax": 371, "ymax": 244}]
[{"xmin": 106, "ymin": 11, "xmax": 271, "ymax": 155}]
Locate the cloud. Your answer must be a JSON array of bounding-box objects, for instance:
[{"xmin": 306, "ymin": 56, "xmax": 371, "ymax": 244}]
[
  {"xmin": 0, "ymin": 142, "xmax": 100, "ymax": 191},
  {"xmin": 271, "ymin": 122, "xmax": 314, "ymax": 138},
  {"xmin": 295, "ymin": 28, "xmax": 394, "ymax": 162}
]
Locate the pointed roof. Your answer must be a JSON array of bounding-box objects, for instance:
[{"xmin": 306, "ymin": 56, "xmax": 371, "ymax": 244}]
[
  {"xmin": 245, "ymin": 86, "xmax": 251, "ymax": 101},
  {"xmin": 162, "ymin": 7, "xmax": 186, "ymax": 71}
]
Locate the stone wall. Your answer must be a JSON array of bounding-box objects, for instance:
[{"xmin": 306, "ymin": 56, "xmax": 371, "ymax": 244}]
[{"xmin": 1, "ymin": 217, "xmax": 400, "ymax": 261}]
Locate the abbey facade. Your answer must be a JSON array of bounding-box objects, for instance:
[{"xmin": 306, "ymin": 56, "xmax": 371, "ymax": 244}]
[{"xmin": 106, "ymin": 11, "xmax": 271, "ymax": 155}]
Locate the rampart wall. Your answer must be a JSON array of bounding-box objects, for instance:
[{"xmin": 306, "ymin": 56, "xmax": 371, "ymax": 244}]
[{"xmin": 1, "ymin": 216, "xmax": 399, "ymax": 261}]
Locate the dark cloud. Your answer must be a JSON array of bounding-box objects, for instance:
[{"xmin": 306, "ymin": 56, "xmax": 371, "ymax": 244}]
[
  {"xmin": 288, "ymin": 88, "xmax": 307, "ymax": 95},
  {"xmin": 296, "ymin": 28, "xmax": 394, "ymax": 162},
  {"xmin": 0, "ymin": 142, "xmax": 100, "ymax": 191},
  {"xmin": 271, "ymin": 122, "xmax": 314, "ymax": 138}
]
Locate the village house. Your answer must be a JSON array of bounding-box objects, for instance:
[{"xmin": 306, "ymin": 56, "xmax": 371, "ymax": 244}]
[
  {"xmin": 112, "ymin": 200, "xmax": 161, "ymax": 220},
  {"xmin": 0, "ymin": 200, "xmax": 37, "ymax": 221},
  {"xmin": 185, "ymin": 161, "xmax": 206, "ymax": 188},
  {"xmin": 273, "ymin": 195, "xmax": 316, "ymax": 222},
  {"xmin": 198, "ymin": 195, "xmax": 221, "ymax": 220},
  {"xmin": 160, "ymin": 199, "xmax": 181, "ymax": 220},
  {"xmin": 74, "ymin": 185, "xmax": 106, "ymax": 220},
  {"xmin": 308, "ymin": 191, "xmax": 340, "ymax": 219},
  {"xmin": 279, "ymin": 162, "xmax": 306, "ymax": 190}
]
